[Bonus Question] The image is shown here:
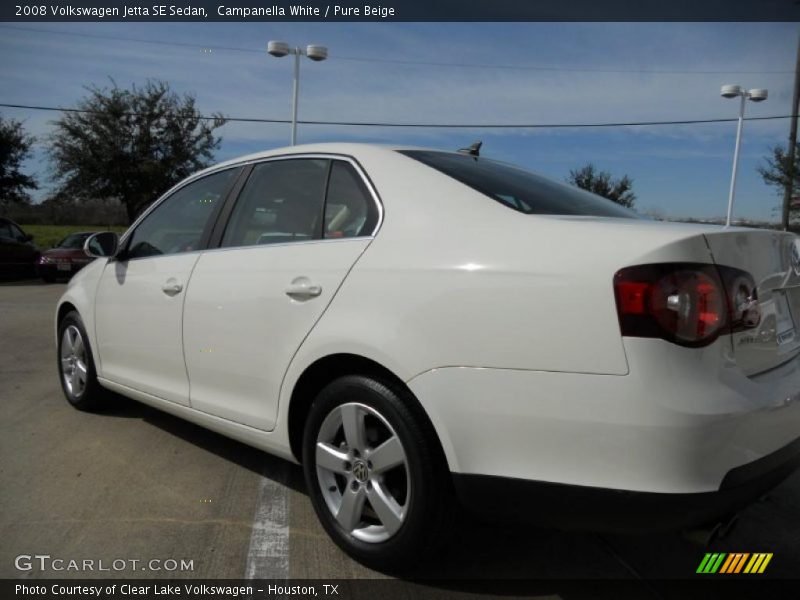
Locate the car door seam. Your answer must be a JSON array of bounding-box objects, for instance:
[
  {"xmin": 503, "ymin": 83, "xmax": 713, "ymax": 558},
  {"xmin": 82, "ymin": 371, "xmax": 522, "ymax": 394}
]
[
  {"xmin": 274, "ymin": 238, "xmax": 377, "ymax": 427},
  {"xmin": 181, "ymin": 252, "xmax": 205, "ymax": 409}
]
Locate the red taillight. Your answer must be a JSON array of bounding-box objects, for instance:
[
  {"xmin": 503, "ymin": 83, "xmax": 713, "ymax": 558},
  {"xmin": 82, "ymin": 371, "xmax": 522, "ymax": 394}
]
[
  {"xmin": 616, "ymin": 281, "xmax": 649, "ymax": 315},
  {"xmin": 613, "ymin": 263, "xmax": 760, "ymax": 347}
]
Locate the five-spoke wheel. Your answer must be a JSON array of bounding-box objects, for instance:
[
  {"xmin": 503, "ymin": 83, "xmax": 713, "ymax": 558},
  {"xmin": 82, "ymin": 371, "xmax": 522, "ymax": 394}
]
[
  {"xmin": 57, "ymin": 311, "xmax": 104, "ymax": 410},
  {"xmin": 60, "ymin": 325, "xmax": 88, "ymax": 398},
  {"xmin": 315, "ymin": 402, "xmax": 410, "ymax": 543},
  {"xmin": 303, "ymin": 374, "xmax": 453, "ymax": 571}
]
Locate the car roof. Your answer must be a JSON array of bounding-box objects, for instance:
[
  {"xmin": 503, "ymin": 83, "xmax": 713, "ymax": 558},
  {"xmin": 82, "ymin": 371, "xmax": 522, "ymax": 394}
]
[{"xmin": 201, "ymin": 143, "xmax": 438, "ymax": 175}]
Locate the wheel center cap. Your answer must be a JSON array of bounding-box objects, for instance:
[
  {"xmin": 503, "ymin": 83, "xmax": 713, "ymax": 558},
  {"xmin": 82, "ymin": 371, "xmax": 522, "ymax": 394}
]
[{"xmin": 352, "ymin": 460, "xmax": 369, "ymax": 483}]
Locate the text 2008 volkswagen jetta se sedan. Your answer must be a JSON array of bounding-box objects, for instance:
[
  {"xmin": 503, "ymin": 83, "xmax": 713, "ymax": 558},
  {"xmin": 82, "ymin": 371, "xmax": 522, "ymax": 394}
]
[{"xmin": 56, "ymin": 143, "xmax": 800, "ymax": 568}]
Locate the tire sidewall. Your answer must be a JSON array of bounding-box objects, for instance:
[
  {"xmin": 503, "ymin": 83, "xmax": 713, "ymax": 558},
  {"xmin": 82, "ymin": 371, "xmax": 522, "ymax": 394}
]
[{"xmin": 57, "ymin": 311, "xmax": 99, "ymax": 409}]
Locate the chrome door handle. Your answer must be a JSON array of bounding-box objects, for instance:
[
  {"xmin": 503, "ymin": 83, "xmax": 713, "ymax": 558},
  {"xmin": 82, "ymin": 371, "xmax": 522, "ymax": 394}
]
[
  {"xmin": 285, "ymin": 277, "xmax": 322, "ymax": 300},
  {"xmin": 162, "ymin": 280, "xmax": 183, "ymax": 296}
]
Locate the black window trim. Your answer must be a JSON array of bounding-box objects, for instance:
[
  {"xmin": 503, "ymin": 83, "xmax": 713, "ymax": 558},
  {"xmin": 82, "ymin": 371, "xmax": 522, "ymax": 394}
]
[
  {"xmin": 207, "ymin": 152, "xmax": 384, "ymax": 252},
  {"xmin": 319, "ymin": 160, "xmax": 334, "ymax": 242}
]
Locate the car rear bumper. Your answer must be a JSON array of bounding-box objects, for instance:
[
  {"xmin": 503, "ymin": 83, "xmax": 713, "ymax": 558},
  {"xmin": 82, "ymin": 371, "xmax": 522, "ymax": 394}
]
[
  {"xmin": 407, "ymin": 338, "xmax": 800, "ymax": 499},
  {"xmin": 452, "ymin": 436, "xmax": 800, "ymax": 532}
]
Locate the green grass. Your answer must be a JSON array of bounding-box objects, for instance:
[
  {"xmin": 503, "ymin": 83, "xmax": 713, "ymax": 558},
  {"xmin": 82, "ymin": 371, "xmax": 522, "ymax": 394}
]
[{"xmin": 21, "ymin": 224, "xmax": 128, "ymax": 249}]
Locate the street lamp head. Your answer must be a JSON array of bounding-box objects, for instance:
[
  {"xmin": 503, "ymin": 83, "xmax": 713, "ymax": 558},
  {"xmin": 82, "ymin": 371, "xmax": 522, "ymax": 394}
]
[
  {"xmin": 720, "ymin": 84, "xmax": 743, "ymax": 99},
  {"xmin": 267, "ymin": 41, "xmax": 290, "ymax": 57},
  {"xmin": 747, "ymin": 88, "xmax": 768, "ymax": 102},
  {"xmin": 268, "ymin": 40, "xmax": 330, "ymax": 146},
  {"xmin": 306, "ymin": 45, "xmax": 328, "ymax": 61}
]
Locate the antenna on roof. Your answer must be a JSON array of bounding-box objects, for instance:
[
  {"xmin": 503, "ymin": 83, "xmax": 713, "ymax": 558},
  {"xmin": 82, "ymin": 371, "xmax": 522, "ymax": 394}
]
[{"xmin": 457, "ymin": 141, "xmax": 482, "ymax": 157}]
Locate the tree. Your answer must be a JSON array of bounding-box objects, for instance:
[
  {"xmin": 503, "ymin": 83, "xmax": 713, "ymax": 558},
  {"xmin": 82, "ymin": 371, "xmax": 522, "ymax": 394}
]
[
  {"xmin": 566, "ymin": 163, "xmax": 636, "ymax": 208},
  {"xmin": 49, "ymin": 80, "xmax": 226, "ymax": 223},
  {"xmin": 758, "ymin": 143, "xmax": 800, "ymax": 217},
  {"xmin": 0, "ymin": 114, "xmax": 38, "ymax": 207}
]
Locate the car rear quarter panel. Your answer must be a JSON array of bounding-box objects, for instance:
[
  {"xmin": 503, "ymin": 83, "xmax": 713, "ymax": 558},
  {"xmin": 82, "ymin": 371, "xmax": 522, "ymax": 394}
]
[{"xmin": 285, "ymin": 149, "xmax": 718, "ymax": 391}]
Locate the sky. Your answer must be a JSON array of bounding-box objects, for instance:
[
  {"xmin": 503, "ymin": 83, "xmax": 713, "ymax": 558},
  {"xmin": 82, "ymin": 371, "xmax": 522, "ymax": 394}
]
[{"xmin": 0, "ymin": 21, "xmax": 797, "ymax": 222}]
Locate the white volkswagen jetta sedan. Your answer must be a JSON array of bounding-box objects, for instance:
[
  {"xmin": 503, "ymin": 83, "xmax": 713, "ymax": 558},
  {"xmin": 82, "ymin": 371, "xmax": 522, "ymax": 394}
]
[{"xmin": 57, "ymin": 143, "xmax": 800, "ymax": 568}]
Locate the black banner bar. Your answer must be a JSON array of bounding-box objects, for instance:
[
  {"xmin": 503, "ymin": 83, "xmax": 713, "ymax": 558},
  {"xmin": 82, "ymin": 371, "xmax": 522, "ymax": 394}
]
[
  {"xmin": 4, "ymin": 579, "xmax": 800, "ymax": 600},
  {"xmin": 2, "ymin": 0, "xmax": 799, "ymax": 23}
]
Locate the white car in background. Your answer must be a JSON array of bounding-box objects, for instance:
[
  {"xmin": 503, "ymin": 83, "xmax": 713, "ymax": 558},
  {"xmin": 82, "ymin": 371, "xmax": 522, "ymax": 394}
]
[{"xmin": 56, "ymin": 143, "xmax": 800, "ymax": 569}]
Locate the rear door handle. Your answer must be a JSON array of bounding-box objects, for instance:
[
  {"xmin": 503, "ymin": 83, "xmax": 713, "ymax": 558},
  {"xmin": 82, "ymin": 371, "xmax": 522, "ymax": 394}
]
[
  {"xmin": 162, "ymin": 279, "xmax": 183, "ymax": 296},
  {"xmin": 285, "ymin": 277, "xmax": 322, "ymax": 300}
]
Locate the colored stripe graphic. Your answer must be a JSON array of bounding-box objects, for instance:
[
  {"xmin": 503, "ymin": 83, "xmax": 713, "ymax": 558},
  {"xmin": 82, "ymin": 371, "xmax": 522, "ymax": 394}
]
[
  {"xmin": 719, "ymin": 554, "xmax": 736, "ymax": 573},
  {"xmin": 698, "ymin": 552, "xmax": 772, "ymax": 574},
  {"xmin": 744, "ymin": 553, "xmax": 774, "ymax": 574},
  {"xmin": 758, "ymin": 554, "xmax": 773, "ymax": 573},
  {"xmin": 710, "ymin": 553, "xmax": 726, "ymax": 573},
  {"xmin": 720, "ymin": 553, "xmax": 749, "ymax": 573},
  {"xmin": 733, "ymin": 553, "xmax": 750, "ymax": 573},
  {"xmin": 744, "ymin": 554, "xmax": 759, "ymax": 573},
  {"xmin": 697, "ymin": 553, "xmax": 727, "ymax": 573},
  {"xmin": 697, "ymin": 553, "xmax": 713, "ymax": 573}
]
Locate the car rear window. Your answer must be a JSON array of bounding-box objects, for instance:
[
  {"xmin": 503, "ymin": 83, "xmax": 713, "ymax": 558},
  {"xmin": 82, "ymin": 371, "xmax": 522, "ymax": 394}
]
[{"xmin": 399, "ymin": 150, "xmax": 638, "ymax": 218}]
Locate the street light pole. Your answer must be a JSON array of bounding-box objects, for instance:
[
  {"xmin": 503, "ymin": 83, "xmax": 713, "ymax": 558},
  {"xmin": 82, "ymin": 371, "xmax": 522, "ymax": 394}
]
[
  {"xmin": 780, "ymin": 35, "xmax": 800, "ymax": 231},
  {"xmin": 291, "ymin": 48, "xmax": 300, "ymax": 146},
  {"xmin": 720, "ymin": 84, "xmax": 768, "ymax": 228},
  {"xmin": 267, "ymin": 41, "xmax": 329, "ymax": 146},
  {"xmin": 725, "ymin": 93, "xmax": 746, "ymax": 228}
]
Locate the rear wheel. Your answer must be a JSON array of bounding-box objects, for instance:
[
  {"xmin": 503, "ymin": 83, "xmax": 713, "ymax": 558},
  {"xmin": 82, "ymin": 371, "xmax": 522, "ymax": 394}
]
[
  {"xmin": 302, "ymin": 375, "xmax": 453, "ymax": 571},
  {"xmin": 58, "ymin": 311, "xmax": 105, "ymax": 411}
]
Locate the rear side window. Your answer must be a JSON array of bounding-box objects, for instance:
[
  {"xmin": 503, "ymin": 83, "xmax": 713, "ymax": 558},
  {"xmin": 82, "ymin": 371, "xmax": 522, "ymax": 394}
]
[
  {"xmin": 221, "ymin": 159, "xmax": 328, "ymax": 248},
  {"xmin": 323, "ymin": 161, "xmax": 378, "ymax": 239},
  {"xmin": 399, "ymin": 150, "xmax": 638, "ymax": 218}
]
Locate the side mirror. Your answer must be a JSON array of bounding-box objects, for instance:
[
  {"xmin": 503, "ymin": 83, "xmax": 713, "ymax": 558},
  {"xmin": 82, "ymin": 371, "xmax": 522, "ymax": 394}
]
[
  {"xmin": 22, "ymin": 234, "xmax": 33, "ymax": 243},
  {"xmin": 84, "ymin": 231, "xmax": 119, "ymax": 258}
]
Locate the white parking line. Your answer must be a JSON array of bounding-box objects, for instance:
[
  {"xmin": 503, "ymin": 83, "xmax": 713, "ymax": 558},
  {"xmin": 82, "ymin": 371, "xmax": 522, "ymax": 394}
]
[{"xmin": 244, "ymin": 466, "xmax": 290, "ymax": 579}]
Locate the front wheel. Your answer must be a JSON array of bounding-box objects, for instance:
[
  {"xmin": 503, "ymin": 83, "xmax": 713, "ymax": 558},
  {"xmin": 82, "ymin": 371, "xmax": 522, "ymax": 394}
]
[
  {"xmin": 57, "ymin": 311, "xmax": 106, "ymax": 411},
  {"xmin": 302, "ymin": 375, "xmax": 453, "ymax": 571}
]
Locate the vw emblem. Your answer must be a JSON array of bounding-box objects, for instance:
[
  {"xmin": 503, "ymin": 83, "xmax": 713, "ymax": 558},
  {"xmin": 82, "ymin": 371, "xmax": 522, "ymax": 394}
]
[
  {"xmin": 352, "ymin": 460, "xmax": 369, "ymax": 483},
  {"xmin": 792, "ymin": 239, "xmax": 800, "ymax": 276}
]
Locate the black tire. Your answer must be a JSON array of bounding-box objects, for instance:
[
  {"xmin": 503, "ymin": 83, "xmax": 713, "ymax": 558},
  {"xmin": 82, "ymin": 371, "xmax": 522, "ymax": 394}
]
[
  {"xmin": 57, "ymin": 310, "xmax": 105, "ymax": 411},
  {"xmin": 302, "ymin": 374, "xmax": 454, "ymax": 572}
]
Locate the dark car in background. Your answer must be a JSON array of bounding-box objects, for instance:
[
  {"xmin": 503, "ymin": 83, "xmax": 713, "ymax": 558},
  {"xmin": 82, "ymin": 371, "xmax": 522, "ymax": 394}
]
[
  {"xmin": 0, "ymin": 217, "xmax": 39, "ymax": 279},
  {"xmin": 38, "ymin": 232, "xmax": 96, "ymax": 282}
]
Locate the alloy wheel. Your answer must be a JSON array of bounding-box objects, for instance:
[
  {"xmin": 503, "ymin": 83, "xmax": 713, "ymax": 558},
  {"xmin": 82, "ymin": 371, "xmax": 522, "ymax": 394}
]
[
  {"xmin": 315, "ymin": 402, "xmax": 411, "ymax": 543},
  {"xmin": 61, "ymin": 325, "xmax": 88, "ymax": 398}
]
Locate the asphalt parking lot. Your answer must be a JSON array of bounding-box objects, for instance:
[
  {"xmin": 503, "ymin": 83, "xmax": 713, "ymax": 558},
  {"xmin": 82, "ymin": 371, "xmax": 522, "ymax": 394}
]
[{"xmin": 1, "ymin": 280, "xmax": 799, "ymax": 593}]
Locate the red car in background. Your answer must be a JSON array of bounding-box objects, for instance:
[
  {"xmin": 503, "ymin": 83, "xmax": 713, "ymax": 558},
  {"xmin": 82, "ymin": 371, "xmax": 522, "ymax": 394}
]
[{"xmin": 38, "ymin": 232, "xmax": 96, "ymax": 282}]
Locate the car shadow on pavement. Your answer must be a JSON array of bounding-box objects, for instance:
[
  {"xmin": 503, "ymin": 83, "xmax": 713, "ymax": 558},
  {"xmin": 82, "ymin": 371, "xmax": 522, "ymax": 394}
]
[{"xmin": 99, "ymin": 392, "xmax": 307, "ymax": 494}]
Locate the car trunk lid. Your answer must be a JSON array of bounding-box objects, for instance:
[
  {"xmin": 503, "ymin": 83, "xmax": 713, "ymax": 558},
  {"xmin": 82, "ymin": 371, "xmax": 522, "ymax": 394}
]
[{"xmin": 704, "ymin": 228, "xmax": 800, "ymax": 376}]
